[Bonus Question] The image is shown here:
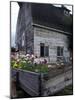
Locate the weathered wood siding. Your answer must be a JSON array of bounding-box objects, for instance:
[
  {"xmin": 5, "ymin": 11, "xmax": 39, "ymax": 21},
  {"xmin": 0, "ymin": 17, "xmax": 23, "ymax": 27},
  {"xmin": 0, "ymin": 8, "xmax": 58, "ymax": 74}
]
[
  {"xmin": 34, "ymin": 27, "xmax": 70, "ymax": 63},
  {"xmin": 43, "ymin": 69, "xmax": 72, "ymax": 96},
  {"xmin": 19, "ymin": 70, "xmax": 40, "ymax": 96},
  {"xmin": 11, "ymin": 69, "xmax": 41, "ymax": 96},
  {"xmin": 11, "ymin": 66, "xmax": 72, "ymax": 96},
  {"xmin": 16, "ymin": 3, "xmax": 34, "ymax": 54},
  {"xmin": 16, "ymin": 4, "xmax": 26, "ymax": 51}
]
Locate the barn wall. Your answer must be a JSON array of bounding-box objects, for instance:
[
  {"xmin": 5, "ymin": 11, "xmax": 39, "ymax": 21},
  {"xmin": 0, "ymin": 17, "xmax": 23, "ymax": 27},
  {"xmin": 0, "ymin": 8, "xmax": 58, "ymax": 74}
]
[
  {"xmin": 16, "ymin": 3, "xmax": 34, "ymax": 54},
  {"xmin": 34, "ymin": 27, "xmax": 70, "ymax": 63}
]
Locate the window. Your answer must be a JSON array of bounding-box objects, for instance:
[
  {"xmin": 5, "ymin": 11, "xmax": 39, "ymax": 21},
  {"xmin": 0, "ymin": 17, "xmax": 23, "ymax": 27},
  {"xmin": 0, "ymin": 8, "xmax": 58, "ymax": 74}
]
[
  {"xmin": 40, "ymin": 43, "xmax": 49, "ymax": 57},
  {"xmin": 40, "ymin": 43, "xmax": 44, "ymax": 57},
  {"xmin": 64, "ymin": 10, "xmax": 70, "ymax": 16},
  {"xmin": 57, "ymin": 46, "xmax": 63, "ymax": 56}
]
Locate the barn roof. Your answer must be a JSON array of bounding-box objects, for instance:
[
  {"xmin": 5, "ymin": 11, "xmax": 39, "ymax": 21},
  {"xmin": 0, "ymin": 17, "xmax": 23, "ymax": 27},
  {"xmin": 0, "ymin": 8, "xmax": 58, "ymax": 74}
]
[{"xmin": 31, "ymin": 3, "xmax": 73, "ymax": 33}]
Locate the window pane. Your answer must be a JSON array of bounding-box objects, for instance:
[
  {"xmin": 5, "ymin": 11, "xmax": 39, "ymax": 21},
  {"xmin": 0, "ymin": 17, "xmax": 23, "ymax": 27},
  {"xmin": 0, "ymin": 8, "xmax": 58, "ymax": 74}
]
[
  {"xmin": 40, "ymin": 43, "xmax": 44, "ymax": 57},
  {"xmin": 57, "ymin": 46, "xmax": 63, "ymax": 56},
  {"xmin": 61, "ymin": 47, "xmax": 63, "ymax": 56},
  {"xmin": 57, "ymin": 46, "xmax": 60, "ymax": 56},
  {"xmin": 45, "ymin": 46, "xmax": 49, "ymax": 57}
]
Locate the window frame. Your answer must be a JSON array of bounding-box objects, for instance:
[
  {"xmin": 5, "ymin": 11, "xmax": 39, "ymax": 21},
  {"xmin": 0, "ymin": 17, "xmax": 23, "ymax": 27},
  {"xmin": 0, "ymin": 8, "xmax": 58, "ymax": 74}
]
[
  {"xmin": 57, "ymin": 46, "xmax": 64, "ymax": 57},
  {"xmin": 40, "ymin": 43, "xmax": 49, "ymax": 57}
]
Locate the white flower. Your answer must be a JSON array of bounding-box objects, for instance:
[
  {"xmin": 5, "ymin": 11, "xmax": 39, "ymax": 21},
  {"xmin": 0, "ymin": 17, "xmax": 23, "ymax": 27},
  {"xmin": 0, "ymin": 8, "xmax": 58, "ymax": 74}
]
[
  {"xmin": 26, "ymin": 54, "xmax": 30, "ymax": 57},
  {"xmin": 21, "ymin": 55, "xmax": 26, "ymax": 58},
  {"xmin": 22, "ymin": 61, "xmax": 26, "ymax": 63},
  {"xmin": 31, "ymin": 54, "xmax": 35, "ymax": 58},
  {"xmin": 17, "ymin": 59, "xmax": 20, "ymax": 62},
  {"xmin": 28, "ymin": 61, "xmax": 31, "ymax": 63},
  {"xmin": 34, "ymin": 58, "xmax": 40, "ymax": 64},
  {"xmin": 16, "ymin": 53, "xmax": 19, "ymax": 59},
  {"xmin": 25, "ymin": 57, "xmax": 29, "ymax": 60}
]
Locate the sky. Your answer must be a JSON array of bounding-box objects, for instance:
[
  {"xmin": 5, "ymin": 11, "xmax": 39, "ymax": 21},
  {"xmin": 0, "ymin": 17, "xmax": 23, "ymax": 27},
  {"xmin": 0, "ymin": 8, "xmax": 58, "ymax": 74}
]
[
  {"xmin": 11, "ymin": 2, "xmax": 19, "ymax": 47},
  {"xmin": 11, "ymin": 2, "xmax": 73, "ymax": 47},
  {"xmin": 54, "ymin": 4, "xmax": 72, "ymax": 14}
]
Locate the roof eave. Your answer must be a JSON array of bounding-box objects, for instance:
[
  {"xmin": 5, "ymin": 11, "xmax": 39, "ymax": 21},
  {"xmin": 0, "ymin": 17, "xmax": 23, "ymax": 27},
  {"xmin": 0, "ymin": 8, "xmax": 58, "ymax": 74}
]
[{"xmin": 32, "ymin": 23, "xmax": 72, "ymax": 36}]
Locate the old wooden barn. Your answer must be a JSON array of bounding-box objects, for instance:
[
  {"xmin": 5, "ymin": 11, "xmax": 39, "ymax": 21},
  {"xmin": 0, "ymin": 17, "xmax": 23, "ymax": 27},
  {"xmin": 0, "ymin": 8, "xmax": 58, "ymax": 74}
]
[{"xmin": 16, "ymin": 2, "xmax": 73, "ymax": 63}]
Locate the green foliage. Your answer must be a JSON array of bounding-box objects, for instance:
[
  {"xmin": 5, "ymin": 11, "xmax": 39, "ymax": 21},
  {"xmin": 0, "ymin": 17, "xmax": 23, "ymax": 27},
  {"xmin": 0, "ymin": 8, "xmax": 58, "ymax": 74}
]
[{"xmin": 11, "ymin": 59, "xmax": 48, "ymax": 73}]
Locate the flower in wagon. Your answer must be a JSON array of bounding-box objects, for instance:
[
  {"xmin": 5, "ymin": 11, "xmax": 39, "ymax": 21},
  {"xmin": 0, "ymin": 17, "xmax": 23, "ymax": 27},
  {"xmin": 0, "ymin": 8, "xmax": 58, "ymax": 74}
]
[
  {"xmin": 26, "ymin": 54, "xmax": 30, "ymax": 57},
  {"xmin": 25, "ymin": 54, "xmax": 31, "ymax": 60},
  {"xmin": 16, "ymin": 53, "xmax": 19, "ymax": 59},
  {"xmin": 13, "ymin": 60, "xmax": 19, "ymax": 68},
  {"xmin": 39, "ymin": 58, "xmax": 45, "ymax": 64},
  {"xmin": 11, "ymin": 54, "xmax": 14, "ymax": 60},
  {"xmin": 30, "ymin": 54, "xmax": 35, "ymax": 64},
  {"xmin": 31, "ymin": 54, "xmax": 35, "ymax": 58},
  {"xmin": 19, "ymin": 60, "xmax": 27, "ymax": 69},
  {"xmin": 34, "ymin": 58, "xmax": 40, "ymax": 65},
  {"xmin": 27, "ymin": 60, "xmax": 32, "ymax": 67}
]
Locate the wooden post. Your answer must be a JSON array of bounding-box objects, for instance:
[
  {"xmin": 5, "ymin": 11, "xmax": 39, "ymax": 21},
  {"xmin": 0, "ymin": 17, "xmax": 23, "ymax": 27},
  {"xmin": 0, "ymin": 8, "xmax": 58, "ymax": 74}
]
[
  {"xmin": 11, "ymin": 78, "xmax": 17, "ymax": 98},
  {"xmin": 16, "ymin": 71, "xmax": 19, "ymax": 91},
  {"xmin": 39, "ymin": 73, "xmax": 42, "ymax": 96}
]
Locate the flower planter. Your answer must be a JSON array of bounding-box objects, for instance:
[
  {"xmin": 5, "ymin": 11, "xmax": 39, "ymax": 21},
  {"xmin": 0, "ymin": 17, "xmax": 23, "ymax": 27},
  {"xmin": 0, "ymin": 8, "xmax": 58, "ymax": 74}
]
[{"xmin": 11, "ymin": 68, "xmax": 48, "ymax": 96}]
